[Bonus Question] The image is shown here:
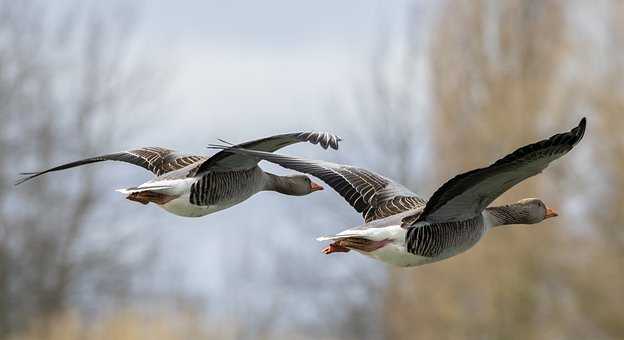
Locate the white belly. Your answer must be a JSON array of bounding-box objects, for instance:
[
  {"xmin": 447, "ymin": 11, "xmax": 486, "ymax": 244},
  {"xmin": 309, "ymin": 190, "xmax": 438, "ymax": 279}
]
[
  {"xmin": 365, "ymin": 243, "xmax": 434, "ymax": 267},
  {"xmin": 159, "ymin": 193, "xmax": 248, "ymax": 217},
  {"xmin": 337, "ymin": 225, "xmax": 432, "ymax": 267}
]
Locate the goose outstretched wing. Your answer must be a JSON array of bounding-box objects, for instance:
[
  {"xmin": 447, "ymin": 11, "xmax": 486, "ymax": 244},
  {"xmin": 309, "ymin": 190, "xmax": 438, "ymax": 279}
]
[
  {"xmin": 16, "ymin": 147, "xmax": 204, "ymax": 185},
  {"xmin": 209, "ymin": 147, "xmax": 426, "ymax": 222},
  {"xmin": 193, "ymin": 131, "xmax": 341, "ymax": 175},
  {"xmin": 406, "ymin": 117, "xmax": 586, "ymax": 225}
]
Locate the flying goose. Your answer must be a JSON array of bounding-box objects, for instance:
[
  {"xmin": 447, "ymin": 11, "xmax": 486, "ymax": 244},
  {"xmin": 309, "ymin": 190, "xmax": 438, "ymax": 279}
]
[
  {"xmin": 16, "ymin": 132, "xmax": 341, "ymax": 217},
  {"xmin": 212, "ymin": 118, "xmax": 586, "ymax": 267}
]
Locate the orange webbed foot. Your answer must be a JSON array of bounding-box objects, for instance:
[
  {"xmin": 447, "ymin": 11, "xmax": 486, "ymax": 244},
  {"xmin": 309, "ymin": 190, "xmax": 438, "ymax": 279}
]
[{"xmin": 322, "ymin": 243, "xmax": 350, "ymax": 254}]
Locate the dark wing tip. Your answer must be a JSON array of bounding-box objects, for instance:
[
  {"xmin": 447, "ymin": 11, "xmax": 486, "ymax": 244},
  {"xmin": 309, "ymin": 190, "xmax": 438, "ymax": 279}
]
[
  {"xmin": 14, "ymin": 172, "xmax": 38, "ymax": 186},
  {"xmin": 217, "ymin": 138, "xmax": 235, "ymax": 146},
  {"xmin": 297, "ymin": 131, "xmax": 342, "ymax": 150},
  {"xmin": 560, "ymin": 116, "xmax": 586, "ymax": 148},
  {"xmin": 573, "ymin": 117, "xmax": 587, "ymax": 145},
  {"xmin": 491, "ymin": 116, "xmax": 587, "ymax": 168}
]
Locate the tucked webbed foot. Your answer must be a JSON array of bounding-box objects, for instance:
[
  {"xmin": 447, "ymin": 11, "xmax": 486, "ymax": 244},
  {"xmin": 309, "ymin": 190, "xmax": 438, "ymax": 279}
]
[
  {"xmin": 322, "ymin": 242, "xmax": 351, "ymax": 254},
  {"xmin": 125, "ymin": 191, "xmax": 177, "ymax": 205}
]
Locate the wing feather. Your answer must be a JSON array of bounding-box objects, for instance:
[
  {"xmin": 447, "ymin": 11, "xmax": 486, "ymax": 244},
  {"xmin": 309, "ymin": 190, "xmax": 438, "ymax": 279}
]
[
  {"xmin": 194, "ymin": 131, "xmax": 341, "ymax": 175},
  {"xmin": 409, "ymin": 117, "xmax": 586, "ymax": 224},
  {"xmin": 16, "ymin": 147, "xmax": 204, "ymax": 185},
  {"xmin": 209, "ymin": 148, "xmax": 426, "ymax": 222}
]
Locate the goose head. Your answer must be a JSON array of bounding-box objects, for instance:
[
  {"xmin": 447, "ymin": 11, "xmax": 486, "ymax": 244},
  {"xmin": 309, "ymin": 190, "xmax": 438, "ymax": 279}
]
[
  {"xmin": 516, "ymin": 198, "xmax": 558, "ymax": 223},
  {"xmin": 273, "ymin": 175, "xmax": 324, "ymax": 196},
  {"xmin": 487, "ymin": 198, "xmax": 558, "ymax": 226}
]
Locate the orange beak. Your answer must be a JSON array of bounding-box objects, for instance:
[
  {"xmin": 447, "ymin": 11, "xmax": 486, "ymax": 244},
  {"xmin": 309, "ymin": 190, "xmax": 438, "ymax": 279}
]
[
  {"xmin": 310, "ymin": 182, "xmax": 324, "ymax": 192},
  {"xmin": 545, "ymin": 207, "xmax": 558, "ymax": 219}
]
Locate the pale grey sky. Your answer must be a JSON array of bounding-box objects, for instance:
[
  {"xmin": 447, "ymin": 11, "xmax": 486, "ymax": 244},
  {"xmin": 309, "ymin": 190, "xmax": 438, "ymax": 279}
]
[{"xmin": 133, "ymin": 0, "xmax": 413, "ymax": 148}]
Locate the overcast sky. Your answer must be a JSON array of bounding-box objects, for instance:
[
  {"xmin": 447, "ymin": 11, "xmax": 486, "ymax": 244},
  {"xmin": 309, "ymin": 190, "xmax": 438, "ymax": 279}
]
[{"xmin": 134, "ymin": 0, "xmax": 412, "ymax": 147}]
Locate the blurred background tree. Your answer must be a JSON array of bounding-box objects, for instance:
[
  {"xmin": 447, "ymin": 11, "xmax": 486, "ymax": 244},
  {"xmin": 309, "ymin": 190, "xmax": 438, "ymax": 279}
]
[
  {"xmin": 375, "ymin": 1, "xmax": 624, "ymax": 339},
  {"xmin": 0, "ymin": 0, "xmax": 160, "ymax": 336}
]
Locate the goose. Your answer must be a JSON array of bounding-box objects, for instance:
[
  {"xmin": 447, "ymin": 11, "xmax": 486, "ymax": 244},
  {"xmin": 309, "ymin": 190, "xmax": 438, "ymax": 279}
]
[
  {"xmin": 211, "ymin": 118, "xmax": 586, "ymax": 267},
  {"xmin": 16, "ymin": 132, "xmax": 341, "ymax": 217}
]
